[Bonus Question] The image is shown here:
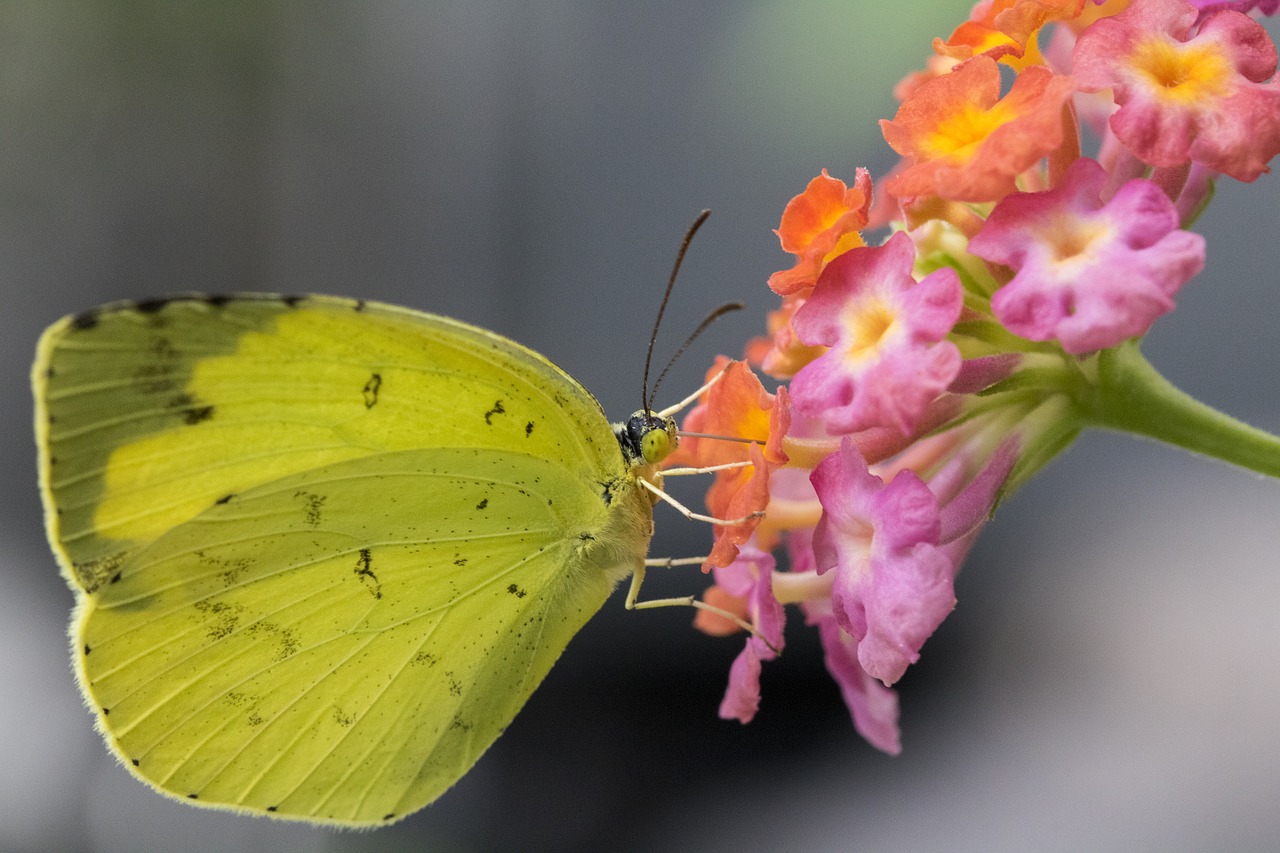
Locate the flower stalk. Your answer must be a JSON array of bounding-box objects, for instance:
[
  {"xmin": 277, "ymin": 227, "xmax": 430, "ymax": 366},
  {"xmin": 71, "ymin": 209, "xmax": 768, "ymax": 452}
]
[{"xmin": 1083, "ymin": 342, "xmax": 1280, "ymax": 477}]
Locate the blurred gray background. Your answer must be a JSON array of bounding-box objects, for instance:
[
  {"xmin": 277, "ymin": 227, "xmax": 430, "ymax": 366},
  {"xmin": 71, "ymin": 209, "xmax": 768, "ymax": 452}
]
[{"xmin": 4, "ymin": 3, "xmax": 1280, "ymax": 851}]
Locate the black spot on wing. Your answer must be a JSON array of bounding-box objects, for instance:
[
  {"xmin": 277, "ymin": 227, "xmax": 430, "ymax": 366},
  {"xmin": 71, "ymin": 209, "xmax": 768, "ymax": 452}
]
[
  {"xmin": 281, "ymin": 295, "xmax": 306, "ymax": 308},
  {"xmin": 245, "ymin": 619, "xmax": 301, "ymax": 662},
  {"xmin": 70, "ymin": 310, "xmax": 99, "ymax": 331},
  {"xmin": 183, "ymin": 404, "xmax": 215, "ymax": 425},
  {"xmin": 354, "ymin": 299, "xmax": 367, "ymax": 312},
  {"xmin": 525, "ymin": 420, "xmax": 534, "ymax": 437},
  {"xmin": 215, "ymin": 493, "xmax": 235, "ymax": 505},
  {"xmin": 354, "ymin": 548, "xmax": 382, "ymax": 599},
  {"xmin": 133, "ymin": 298, "xmax": 170, "ymax": 315},
  {"xmin": 203, "ymin": 294, "xmax": 233, "ymax": 308},
  {"xmin": 193, "ymin": 599, "xmax": 243, "ymax": 640},
  {"xmin": 506, "ymin": 583, "xmax": 527, "ymax": 598},
  {"xmin": 445, "ymin": 672, "xmax": 462, "ymax": 697},
  {"xmin": 363, "ymin": 373, "xmax": 382, "ymax": 409},
  {"xmin": 483, "ymin": 400, "xmax": 505, "ymax": 425},
  {"xmin": 294, "ymin": 490, "xmax": 326, "ymax": 526},
  {"xmin": 475, "ymin": 498, "xmax": 488, "ymax": 510},
  {"xmin": 72, "ymin": 551, "xmax": 127, "ymax": 594},
  {"xmin": 131, "ymin": 337, "xmax": 182, "ymax": 394}
]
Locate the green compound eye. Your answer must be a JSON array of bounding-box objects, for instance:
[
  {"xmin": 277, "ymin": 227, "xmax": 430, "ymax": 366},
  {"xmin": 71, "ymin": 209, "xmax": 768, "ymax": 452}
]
[
  {"xmin": 641, "ymin": 421, "xmax": 675, "ymax": 465},
  {"xmin": 619, "ymin": 411, "xmax": 678, "ymax": 466}
]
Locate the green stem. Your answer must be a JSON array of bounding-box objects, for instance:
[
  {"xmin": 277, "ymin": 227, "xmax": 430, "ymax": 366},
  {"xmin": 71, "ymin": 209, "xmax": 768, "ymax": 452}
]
[{"xmin": 1080, "ymin": 342, "xmax": 1280, "ymax": 479}]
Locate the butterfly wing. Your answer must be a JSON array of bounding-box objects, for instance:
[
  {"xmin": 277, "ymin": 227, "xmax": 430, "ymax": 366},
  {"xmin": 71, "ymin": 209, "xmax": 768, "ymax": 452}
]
[{"xmin": 34, "ymin": 295, "xmax": 652, "ymax": 825}]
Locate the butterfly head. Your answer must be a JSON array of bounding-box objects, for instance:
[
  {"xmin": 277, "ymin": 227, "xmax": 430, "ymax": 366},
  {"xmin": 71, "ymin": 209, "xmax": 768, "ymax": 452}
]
[{"xmin": 616, "ymin": 410, "xmax": 679, "ymax": 467}]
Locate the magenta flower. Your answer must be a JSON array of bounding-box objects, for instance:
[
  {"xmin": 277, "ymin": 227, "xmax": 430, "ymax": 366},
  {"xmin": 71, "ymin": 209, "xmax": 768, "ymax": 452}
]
[
  {"xmin": 789, "ymin": 532, "xmax": 902, "ymax": 755},
  {"xmin": 968, "ymin": 157, "xmax": 1206, "ymax": 353},
  {"xmin": 1073, "ymin": 0, "xmax": 1280, "ymax": 182},
  {"xmin": 1188, "ymin": 0, "xmax": 1279, "ymax": 14},
  {"xmin": 790, "ymin": 231, "xmax": 963, "ymax": 437},
  {"xmin": 806, "ymin": 602, "xmax": 903, "ymax": 755},
  {"xmin": 809, "ymin": 440, "xmax": 954, "ymax": 685},
  {"xmin": 808, "ymin": 437, "xmax": 1020, "ymax": 687},
  {"xmin": 712, "ymin": 547, "xmax": 786, "ymax": 724}
]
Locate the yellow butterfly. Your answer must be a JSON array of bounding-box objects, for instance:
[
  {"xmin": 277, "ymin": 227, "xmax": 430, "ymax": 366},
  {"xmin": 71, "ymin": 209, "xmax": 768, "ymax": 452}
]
[{"xmin": 33, "ymin": 292, "xmax": 682, "ymax": 826}]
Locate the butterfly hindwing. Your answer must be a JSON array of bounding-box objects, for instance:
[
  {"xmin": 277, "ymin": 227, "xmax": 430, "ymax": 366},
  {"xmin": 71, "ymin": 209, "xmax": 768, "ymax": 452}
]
[{"xmin": 80, "ymin": 448, "xmax": 618, "ymax": 823}]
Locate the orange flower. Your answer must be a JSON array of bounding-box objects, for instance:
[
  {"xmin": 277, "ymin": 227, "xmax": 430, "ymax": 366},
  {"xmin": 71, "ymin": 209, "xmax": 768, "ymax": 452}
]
[
  {"xmin": 671, "ymin": 359, "xmax": 790, "ymax": 569},
  {"xmin": 692, "ymin": 583, "xmax": 749, "ymax": 636},
  {"xmin": 745, "ymin": 294, "xmax": 826, "ymax": 380},
  {"xmin": 935, "ymin": 0, "xmax": 1088, "ymax": 68},
  {"xmin": 881, "ymin": 57, "xmax": 1078, "ymax": 204},
  {"xmin": 768, "ymin": 169, "xmax": 872, "ymax": 297}
]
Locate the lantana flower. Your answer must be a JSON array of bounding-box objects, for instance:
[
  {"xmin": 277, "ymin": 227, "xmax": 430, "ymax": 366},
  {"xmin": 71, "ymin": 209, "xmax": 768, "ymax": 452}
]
[
  {"xmin": 1072, "ymin": 0, "xmax": 1280, "ymax": 181},
  {"xmin": 768, "ymin": 169, "xmax": 873, "ymax": 297},
  {"xmin": 881, "ymin": 56, "xmax": 1078, "ymax": 203},
  {"xmin": 934, "ymin": 0, "xmax": 1088, "ymax": 67},
  {"xmin": 1188, "ymin": 0, "xmax": 1280, "ymax": 14},
  {"xmin": 672, "ymin": 358, "xmax": 789, "ymax": 568},
  {"xmin": 698, "ymin": 547, "xmax": 786, "ymax": 724},
  {"xmin": 810, "ymin": 438, "xmax": 1017, "ymax": 685},
  {"xmin": 968, "ymin": 156, "xmax": 1206, "ymax": 352},
  {"xmin": 678, "ymin": 0, "xmax": 1280, "ymax": 760},
  {"xmin": 790, "ymin": 231, "xmax": 963, "ymax": 436}
]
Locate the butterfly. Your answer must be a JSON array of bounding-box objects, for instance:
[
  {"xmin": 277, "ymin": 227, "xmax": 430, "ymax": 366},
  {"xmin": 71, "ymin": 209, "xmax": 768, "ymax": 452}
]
[{"xmin": 33, "ymin": 292, "xmax": 683, "ymax": 826}]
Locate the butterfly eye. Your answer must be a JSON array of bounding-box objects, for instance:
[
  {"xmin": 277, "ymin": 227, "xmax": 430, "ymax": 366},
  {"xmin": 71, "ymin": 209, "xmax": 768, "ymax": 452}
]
[{"xmin": 639, "ymin": 416, "xmax": 677, "ymax": 465}]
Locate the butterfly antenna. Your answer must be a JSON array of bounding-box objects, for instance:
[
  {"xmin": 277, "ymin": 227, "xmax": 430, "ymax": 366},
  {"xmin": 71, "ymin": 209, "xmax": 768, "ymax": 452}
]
[
  {"xmin": 648, "ymin": 301, "xmax": 744, "ymax": 408},
  {"xmin": 644, "ymin": 209, "xmax": 712, "ymax": 414}
]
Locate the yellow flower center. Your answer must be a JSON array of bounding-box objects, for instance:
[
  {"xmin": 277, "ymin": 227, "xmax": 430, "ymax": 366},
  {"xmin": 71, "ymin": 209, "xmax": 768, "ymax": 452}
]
[
  {"xmin": 1131, "ymin": 35, "xmax": 1233, "ymax": 104},
  {"xmin": 925, "ymin": 100, "xmax": 1014, "ymax": 161},
  {"xmin": 843, "ymin": 297, "xmax": 899, "ymax": 364},
  {"xmin": 1046, "ymin": 216, "xmax": 1110, "ymax": 264}
]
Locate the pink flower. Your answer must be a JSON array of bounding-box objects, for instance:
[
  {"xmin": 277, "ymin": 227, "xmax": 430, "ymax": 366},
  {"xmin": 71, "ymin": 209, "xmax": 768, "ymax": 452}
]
[
  {"xmin": 806, "ymin": 601, "xmax": 903, "ymax": 755},
  {"xmin": 790, "ymin": 532, "xmax": 902, "ymax": 754},
  {"xmin": 1072, "ymin": 0, "xmax": 1280, "ymax": 181},
  {"xmin": 968, "ymin": 157, "xmax": 1206, "ymax": 353},
  {"xmin": 1188, "ymin": 0, "xmax": 1279, "ymax": 14},
  {"xmin": 710, "ymin": 547, "xmax": 786, "ymax": 724},
  {"xmin": 809, "ymin": 440, "xmax": 954, "ymax": 685},
  {"xmin": 809, "ymin": 438, "xmax": 1019, "ymax": 686},
  {"xmin": 790, "ymin": 231, "xmax": 963, "ymax": 436}
]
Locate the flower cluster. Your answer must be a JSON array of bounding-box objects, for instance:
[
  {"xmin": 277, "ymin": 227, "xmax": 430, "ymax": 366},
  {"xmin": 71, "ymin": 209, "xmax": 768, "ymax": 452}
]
[{"xmin": 675, "ymin": 0, "xmax": 1280, "ymax": 752}]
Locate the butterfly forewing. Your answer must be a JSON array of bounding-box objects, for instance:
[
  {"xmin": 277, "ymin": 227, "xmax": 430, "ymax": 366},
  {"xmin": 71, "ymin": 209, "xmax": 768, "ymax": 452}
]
[{"xmin": 34, "ymin": 295, "xmax": 653, "ymax": 825}]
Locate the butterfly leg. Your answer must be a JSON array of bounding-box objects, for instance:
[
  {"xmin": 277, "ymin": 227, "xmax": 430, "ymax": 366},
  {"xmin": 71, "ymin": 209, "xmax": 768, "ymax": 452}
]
[
  {"xmin": 623, "ymin": 563, "xmax": 776, "ymax": 651},
  {"xmin": 637, "ymin": 478, "xmax": 764, "ymax": 526}
]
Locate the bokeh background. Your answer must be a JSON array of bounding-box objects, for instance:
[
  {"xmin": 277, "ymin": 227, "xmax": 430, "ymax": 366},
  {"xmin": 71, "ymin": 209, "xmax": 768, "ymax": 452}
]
[{"xmin": 4, "ymin": 2, "xmax": 1280, "ymax": 851}]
